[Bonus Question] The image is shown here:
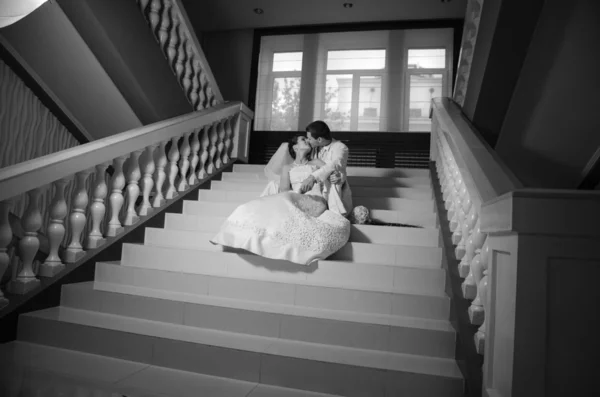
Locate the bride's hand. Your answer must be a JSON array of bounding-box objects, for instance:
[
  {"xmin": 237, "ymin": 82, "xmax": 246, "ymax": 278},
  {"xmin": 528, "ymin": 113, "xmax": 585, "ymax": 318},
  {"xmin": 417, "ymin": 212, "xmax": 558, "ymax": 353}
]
[
  {"xmin": 300, "ymin": 176, "xmax": 317, "ymax": 193},
  {"xmin": 329, "ymin": 171, "xmax": 342, "ymax": 185}
]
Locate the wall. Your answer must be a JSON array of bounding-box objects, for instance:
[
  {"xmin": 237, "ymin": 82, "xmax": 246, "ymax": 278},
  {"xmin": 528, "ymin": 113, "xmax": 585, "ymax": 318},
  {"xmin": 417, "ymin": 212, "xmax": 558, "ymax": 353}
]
[
  {"xmin": 57, "ymin": 0, "xmax": 192, "ymax": 125},
  {"xmin": 495, "ymin": 0, "xmax": 600, "ymax": 188},
  {"xmin": 461, "ymin": 0, "xmax": 545, "ymax": 147},
  {"xmin": 202, "ymin": 29, "xmax": 254, "ymax": 104},
  {"xmin": 0, "ymin": 59, "xmax": 79, "ymax": 168},
  {"xmin": 0, "ymin": 1, "xmax": 141, "ymax": 140}
]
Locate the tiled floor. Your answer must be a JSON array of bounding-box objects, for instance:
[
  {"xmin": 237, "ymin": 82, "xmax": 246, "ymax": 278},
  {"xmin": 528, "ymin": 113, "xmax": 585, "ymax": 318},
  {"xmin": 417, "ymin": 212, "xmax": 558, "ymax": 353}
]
[{"xmin": 0, "ymin": 341, "xmax": 340, "ymax": 397}]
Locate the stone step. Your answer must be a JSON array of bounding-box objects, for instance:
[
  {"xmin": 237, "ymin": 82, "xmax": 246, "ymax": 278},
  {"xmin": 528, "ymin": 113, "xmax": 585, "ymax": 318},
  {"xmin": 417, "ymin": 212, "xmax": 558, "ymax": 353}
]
[
  {"xmin": 182, "ymin": 200, "xmax": 438, "ymax": 228},
  {"xmin": 0, "ymin": 341, "xmax": 344, "ymax": 397},
  {"xmin": 143, "ymin": 232, "xmax": 444, "ymax": 298},
  {"xmin": 222, "ymin": 172, "xmax": 432, "ymax": 188},
  {"xmin": 164, "ymin": 213, "xmax": 441, "ymax": 247},
  {"xmin": 210, "ymin": 180, "xmax": 433, "ymax": 200},
  {"xmin": 199, "ymin": 188, "xmax": 435, "ymax": 212},
  {"xmin": 143, "ymin": 229, "xmax": 443, "ymax": 270},
  {"xmin": 233, "ymin": 164, "xmax": 431, "ymax": 179},
  {"xmin": 62, "ymin": 282, "xmax": 456, "ymax": 358},
  {"xmin": 183, "ymin": 201, "xmax": 437, "ymax": 223},
  {"xmin": 97, "ymin": 260, "xmax": 450, "ymax": 320},
  {"xmin": 18, "ymin": 307, "xmax": 462, "ymax": 397}
]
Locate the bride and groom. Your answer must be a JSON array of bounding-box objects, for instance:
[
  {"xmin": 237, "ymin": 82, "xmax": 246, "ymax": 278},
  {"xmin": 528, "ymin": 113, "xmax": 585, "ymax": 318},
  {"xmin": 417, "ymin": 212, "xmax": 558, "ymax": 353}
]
[{"xmin": 211, "ymin": 120, "xmax": 354, "ymax": 265}]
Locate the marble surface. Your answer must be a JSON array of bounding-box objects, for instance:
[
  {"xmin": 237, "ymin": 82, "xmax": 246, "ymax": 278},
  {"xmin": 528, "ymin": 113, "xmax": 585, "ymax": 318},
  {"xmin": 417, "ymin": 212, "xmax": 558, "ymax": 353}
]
[{"xmin": 0, "ymin": 341, "xmax": 341, "ymax": 397}]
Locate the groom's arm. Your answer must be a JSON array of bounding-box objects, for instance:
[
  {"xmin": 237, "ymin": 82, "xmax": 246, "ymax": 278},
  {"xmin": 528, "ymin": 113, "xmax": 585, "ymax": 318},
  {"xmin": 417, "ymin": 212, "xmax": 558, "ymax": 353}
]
[{"xmin": 311, "ymin": 144, "xmax": 349, "ymax": 183}]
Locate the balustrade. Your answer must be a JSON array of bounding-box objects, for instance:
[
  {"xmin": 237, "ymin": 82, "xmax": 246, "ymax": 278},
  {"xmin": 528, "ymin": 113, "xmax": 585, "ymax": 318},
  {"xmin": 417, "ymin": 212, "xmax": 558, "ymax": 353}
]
[
  {"xmin": 137, "ymin": 0, "xmax": 223, "ymax": 109},
  {"xmin": 0, "ymin": 102, "xmax": 253, "ymax": 307},
  {"xmin": 431, "ymin": 97, "xmax": 521, "ymax": 361}
]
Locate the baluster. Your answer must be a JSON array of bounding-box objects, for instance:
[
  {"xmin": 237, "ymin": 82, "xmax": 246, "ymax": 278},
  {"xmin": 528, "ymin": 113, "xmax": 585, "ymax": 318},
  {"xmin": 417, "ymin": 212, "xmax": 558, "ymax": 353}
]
[
  {"xmin": 182, "ymin": 43, "xmax": 194, "ymax": 97},
  {"xmin": 138, "ymin": 0, "xmax": 151, "ymax": 14},
  {"xmin": 197, "ymin": 125, "xmax": 210, "ymax": 179},
  {"xmin": 177, "ymin": 132, "xmax": 191, "ymax": 191},
  {"xmin": 197, "ymin": 66, "xmax": 207, "ymax": 109},
  {"xmin": 190, "ymin": 68, "xmax": 200, "ymax": 109},
  {"xmin": 147, "ymin": 0, "xmax": 162, "ymax": 35},
  {"xmin": 123, "ymin": 150, "xmax": 143, "ymax": 226},
  {"xmin": 206, "ymin": 124, "xmax": 218, "ymax": 174},
  {"xmin": 86, "ymin": 163, "xmax": 110, "ymax": 249},
  {"xmin": 175, "ymin": 26, "xmax": 187, "ymax": 83},
  {"xmin": 166, "ymin": 17, "xmax": 180, "ymax": 69},
  {"xmin": 139, "ymin": 144, "xmax": 157, "ymax": 216},
  {"xmin": 468, "ymin": 238, "xmax": 489, "ymax": 326},
  {"xmin": 65, "ymin": 170, "xmax": 93, "ymax": 263},
  {"xmin": 165, "ymin": 137, "xmax": 180, "ymax": 199},
  {"xmin": 222, "ymin": 118, "xmax": 233, "ymax": 165},
  {"xmin": 157, "ymin": 0, "xmax": 172, "ymax": 50},
  {"xmin": 460, "ymin": 214, "xmax": 485, "ymax": 280},
  {"xmin": 107, "ymin": 156, "xmax": 128, "ymax": 237},
  {"xmin": 0, "ymin": 200, "xmax": 13, "ymax": 307},
  {"xmin": 153, "ymin": 140, "xmax": 168, "ymax": 207},
  {"xmin": 475, "ymin": 252, "xmax": 489, "ymax": 355},
  {"xmin": 456, "ymin": 200, "xmax": 475, "ymax": 260},
  {"xmin": 39, "ymin": 178, "xmax": 70, "ymax": 277},
  {"xmin": 215, "ymin": 121, "xmax": 225, "ymax": 169},
  {"xmin": 187, "ymin": 129, "xmax": 200, "ymax": 185},
  {"xmin": 7, "ymin": 188, "xmax": 43, "ymax": 294}
]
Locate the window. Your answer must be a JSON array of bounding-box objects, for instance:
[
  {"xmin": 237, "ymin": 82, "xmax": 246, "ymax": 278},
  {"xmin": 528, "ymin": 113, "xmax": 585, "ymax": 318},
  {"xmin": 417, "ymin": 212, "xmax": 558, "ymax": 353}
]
[
  {"xmin": 326, "ymin": 50, "xmax": 386, "ymax": 70},
  {"xmin": 253, "ymin": 29, "xmax": 453, "ymax": 132},
  {"xmin": 405, "ymin": 49, "xmax": 449, "ymax": 132},
  {"xmin": 407, "ymin": 49, "xmax": 446, "ymax": 69},
  {"xmin": 270, "ymin": 77, "xmax": 301, "ymax": 130},
  {"xmin": 320, "ymin": 49, "xmax": 386, "ymax": 131},
  {"xmin": 273, "ymin": 52, "xmax": 303, "ymax": 72}
]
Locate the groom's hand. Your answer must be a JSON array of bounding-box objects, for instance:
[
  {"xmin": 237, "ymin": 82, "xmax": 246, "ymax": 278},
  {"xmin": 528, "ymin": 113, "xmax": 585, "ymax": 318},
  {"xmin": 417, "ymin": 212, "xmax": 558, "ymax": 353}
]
[
  {"xmin": 329, "ymin": 171, "xmax": 342, "ymax": 185},
  {"xmin": 300, "ymin": 176, "xmax": 317, "ymax": 193}
]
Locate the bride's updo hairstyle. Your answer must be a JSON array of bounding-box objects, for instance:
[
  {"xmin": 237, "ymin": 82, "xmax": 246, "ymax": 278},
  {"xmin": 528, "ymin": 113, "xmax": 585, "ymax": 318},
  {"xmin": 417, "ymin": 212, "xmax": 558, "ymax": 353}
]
[{"xmin": 287, "ymin": 134, "xmax": 311, "ymax": 160}]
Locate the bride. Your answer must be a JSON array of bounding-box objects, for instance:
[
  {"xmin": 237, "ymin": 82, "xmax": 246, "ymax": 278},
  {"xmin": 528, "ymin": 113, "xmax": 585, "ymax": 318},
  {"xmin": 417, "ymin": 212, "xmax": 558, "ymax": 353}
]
[{"xmin": 210, "ymin": 135, "xmax": 351, "ymax": 265}]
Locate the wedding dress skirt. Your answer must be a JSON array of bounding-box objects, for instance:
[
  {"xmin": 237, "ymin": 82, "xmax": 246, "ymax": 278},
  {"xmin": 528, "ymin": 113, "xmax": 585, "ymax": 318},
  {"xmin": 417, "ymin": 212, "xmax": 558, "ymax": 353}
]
[{"xmin": 211, "ymin": 164, "xmax": 351, "ymax": 265}]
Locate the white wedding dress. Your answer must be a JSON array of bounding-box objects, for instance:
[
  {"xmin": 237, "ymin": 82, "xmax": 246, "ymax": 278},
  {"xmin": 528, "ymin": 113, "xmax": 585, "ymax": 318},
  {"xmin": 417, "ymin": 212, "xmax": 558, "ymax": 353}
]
[{"xmin": 210, "ymin": 164, "xmax": 351, "ymax": 265}]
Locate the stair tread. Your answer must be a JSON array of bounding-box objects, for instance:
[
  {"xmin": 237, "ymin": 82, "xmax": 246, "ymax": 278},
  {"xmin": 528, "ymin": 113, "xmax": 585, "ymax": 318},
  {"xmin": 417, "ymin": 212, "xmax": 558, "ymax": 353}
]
[
  {"xmin": 165, "ymin": 212, "xmax": 439, "ymax": 232},
  {"xmin": 23, "ymin": 306, "xmax": 462, "ymax": 378},
  {"xmin": 232, "ymin": 165, "xmax": 431, "ymax": 178},
  {"xmin": 70, "ymin": 281, "xmax": 454, "ymax": 332},
  {"xmin": 1, "ymin": 341, "xmax": 343, "ymax": 397},
  {"xmin": 144, "ymin": 228, "xmax": 441, "ymax": 256},
  {"xmin": 213, "ymin": 178, "xmax": 432, "ymax": 191},
  {"xmin": 118, "ymin": 244, "xmax": 447, "ymax": 297}
]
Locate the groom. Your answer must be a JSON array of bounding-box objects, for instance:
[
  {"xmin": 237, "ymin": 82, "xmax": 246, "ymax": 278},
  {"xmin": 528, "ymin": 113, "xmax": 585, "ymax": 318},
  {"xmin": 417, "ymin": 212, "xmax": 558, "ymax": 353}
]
[{"xmin": 300, "ymin": 120, "xmax": 353, "ymax": 216}]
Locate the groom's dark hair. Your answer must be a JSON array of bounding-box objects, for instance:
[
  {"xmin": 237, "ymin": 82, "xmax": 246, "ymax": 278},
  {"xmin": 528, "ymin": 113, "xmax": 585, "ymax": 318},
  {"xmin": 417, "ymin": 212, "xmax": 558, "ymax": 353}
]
[{"xmin": 306, "ymin": 120, "xmax": 332, "ymax": 140}]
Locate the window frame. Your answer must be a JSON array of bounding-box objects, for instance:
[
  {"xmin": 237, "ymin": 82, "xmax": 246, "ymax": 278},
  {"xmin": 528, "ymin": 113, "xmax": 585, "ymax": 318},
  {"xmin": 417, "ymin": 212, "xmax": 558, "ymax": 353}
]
[
  {"xmin": 249, "ymin": 20, "xmax": 463, "ymax": 133},
  {"xmin": 403, "ymin": 46, "xmax": 452, "ymax": 132},
  {"xmin": 321, "ymin": 47, "xmax": 388, "ymax": 131}
]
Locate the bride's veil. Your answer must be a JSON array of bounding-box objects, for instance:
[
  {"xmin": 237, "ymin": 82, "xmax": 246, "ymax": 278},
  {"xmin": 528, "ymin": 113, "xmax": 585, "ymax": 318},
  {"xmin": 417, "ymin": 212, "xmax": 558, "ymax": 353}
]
[{"xmin": 264, "ymin": 142, "xmax": 294, "ymax": 182}]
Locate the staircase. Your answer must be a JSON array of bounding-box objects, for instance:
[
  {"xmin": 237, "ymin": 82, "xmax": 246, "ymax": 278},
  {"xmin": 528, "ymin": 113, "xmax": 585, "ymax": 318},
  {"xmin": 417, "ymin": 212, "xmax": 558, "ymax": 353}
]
[{"xmin": 3, "ymin": 164, "xmax": 464, "ymax": 397}]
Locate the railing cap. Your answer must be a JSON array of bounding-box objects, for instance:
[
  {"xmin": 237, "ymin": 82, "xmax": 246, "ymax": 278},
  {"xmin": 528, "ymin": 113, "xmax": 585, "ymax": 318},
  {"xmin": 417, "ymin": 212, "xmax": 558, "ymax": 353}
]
[{"xmin": 0, "ymin": 102, "xmax": 253, "ymax": 202}]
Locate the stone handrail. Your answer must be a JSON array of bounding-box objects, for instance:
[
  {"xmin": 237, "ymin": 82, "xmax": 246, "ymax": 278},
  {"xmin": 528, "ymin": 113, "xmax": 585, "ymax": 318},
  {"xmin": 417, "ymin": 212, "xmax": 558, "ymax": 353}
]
[
  {"xmin": 0, "ymin": 101, "xmax": 253, "ymax": 307},
  {"xmin": 136, "ymin": 0, "xmax": 223, "ymax": 110},
  {"xmin": 431, "ymin": 96, "xmax": 519, "ymax": 375},
  {"xmin": 432, "ymin": 97, "xmax": 600, "ymax": 396}
]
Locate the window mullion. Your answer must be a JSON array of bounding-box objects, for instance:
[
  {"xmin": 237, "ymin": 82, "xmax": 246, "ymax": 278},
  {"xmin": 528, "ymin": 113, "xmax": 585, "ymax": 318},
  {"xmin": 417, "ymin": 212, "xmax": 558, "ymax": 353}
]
[{"xmin": 350, "ymin": 74, "xmax": 360, "ymax": 131}]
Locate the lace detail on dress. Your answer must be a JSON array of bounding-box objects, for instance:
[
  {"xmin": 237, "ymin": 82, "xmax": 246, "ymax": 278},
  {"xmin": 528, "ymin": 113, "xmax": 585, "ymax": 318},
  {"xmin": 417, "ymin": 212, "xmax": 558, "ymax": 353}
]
[
  {"xmin": 275, "ymin": 204, "xmax": 350, "ymax": 253},
  {"xmin": 222, "ymin": 205, "xmax": 349, "ymax": 255}
]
